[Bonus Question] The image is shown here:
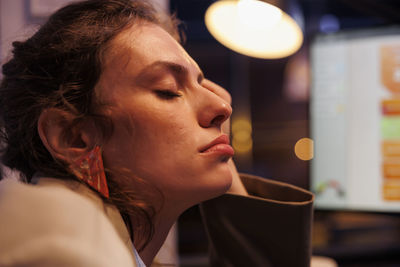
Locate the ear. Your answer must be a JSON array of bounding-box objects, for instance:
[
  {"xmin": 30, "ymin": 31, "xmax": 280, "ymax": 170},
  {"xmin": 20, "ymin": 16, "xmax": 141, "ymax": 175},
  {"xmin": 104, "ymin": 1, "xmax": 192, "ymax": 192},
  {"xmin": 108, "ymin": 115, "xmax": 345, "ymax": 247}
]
[{"xmin": 37, "ymin": 108, "xmax": 98, "ymax": 164}]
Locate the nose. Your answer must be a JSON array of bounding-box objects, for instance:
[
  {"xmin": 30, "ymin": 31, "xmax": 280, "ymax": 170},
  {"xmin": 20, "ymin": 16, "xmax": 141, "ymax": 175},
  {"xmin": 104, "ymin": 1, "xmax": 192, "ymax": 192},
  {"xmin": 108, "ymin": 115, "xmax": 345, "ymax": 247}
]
[{"xmin": 197, "ymin": 84, "xmax": 232, "ymax": 129}]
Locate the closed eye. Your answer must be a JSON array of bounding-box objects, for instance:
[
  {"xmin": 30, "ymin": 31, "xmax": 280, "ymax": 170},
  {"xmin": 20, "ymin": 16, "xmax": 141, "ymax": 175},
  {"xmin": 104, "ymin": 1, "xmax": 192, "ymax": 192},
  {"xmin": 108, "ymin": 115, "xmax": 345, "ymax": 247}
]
[{"xmin": 155, "ymin": 90, "xmax": 182, "ymax": 100}]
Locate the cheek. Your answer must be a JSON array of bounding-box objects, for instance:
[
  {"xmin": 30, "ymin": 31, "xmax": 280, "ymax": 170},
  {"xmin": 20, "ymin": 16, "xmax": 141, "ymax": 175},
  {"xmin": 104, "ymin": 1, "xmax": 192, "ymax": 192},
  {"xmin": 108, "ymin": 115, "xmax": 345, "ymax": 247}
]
[
  {"xmin": 128, "ymin": 117, "xmax": 200, "ymax": 179},
  {"xmin": 103, "ymin": 106, "xmax": 195, "ymax": 170},
  {"xmin": 133, "ymin": 118, "xmax": 196, "ymax": 167}
]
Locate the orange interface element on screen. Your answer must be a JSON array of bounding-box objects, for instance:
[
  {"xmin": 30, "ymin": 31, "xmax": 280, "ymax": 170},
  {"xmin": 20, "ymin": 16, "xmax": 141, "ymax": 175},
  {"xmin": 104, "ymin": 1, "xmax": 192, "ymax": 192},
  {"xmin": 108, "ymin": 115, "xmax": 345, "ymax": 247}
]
[
  {"xmin": 380, "ymin": 45, "xmax": 400, "ymax": 201},
  {"xmin": 381, "ymin": 45, "xmax": 400, "ymax": 94}
]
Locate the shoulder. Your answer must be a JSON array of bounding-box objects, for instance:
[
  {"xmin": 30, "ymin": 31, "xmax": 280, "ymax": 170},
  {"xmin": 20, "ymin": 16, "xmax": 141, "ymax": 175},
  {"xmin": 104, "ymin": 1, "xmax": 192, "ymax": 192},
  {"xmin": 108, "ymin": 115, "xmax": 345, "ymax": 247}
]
[
  {"xmin": 0, "ymin": 177, "xmax": 97, "ymax": 213},
  {"xmin": 0, "ymin": 178, "xmax": 136, "ymax": 267},
  {"xmin": 0, "ymin": 177, "xmax": 102, "ymax": 235}
]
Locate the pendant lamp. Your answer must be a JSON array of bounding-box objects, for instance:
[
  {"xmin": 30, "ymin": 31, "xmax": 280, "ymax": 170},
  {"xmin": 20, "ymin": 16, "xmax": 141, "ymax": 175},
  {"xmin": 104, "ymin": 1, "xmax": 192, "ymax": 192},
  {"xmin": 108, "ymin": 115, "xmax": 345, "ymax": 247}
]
[{"xmin": 205, "ymin": 0, "xmax": 303, "ymax": 59}]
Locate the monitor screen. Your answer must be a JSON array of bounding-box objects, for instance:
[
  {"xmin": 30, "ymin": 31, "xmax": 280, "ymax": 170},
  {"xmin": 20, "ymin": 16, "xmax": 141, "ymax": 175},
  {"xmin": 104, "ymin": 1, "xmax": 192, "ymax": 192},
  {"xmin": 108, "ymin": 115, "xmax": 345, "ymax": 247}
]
[{"xmin": 310, "ymin": 27, "xmax": 400, "ymax": 213}]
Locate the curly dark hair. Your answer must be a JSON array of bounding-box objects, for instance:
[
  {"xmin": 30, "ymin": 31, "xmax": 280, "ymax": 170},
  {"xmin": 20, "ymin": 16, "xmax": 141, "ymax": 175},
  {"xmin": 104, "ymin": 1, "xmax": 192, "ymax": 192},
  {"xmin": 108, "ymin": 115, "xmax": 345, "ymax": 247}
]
[{"xmin": 0, "ymin": 0, "xmax": 182, "ymax": 251}]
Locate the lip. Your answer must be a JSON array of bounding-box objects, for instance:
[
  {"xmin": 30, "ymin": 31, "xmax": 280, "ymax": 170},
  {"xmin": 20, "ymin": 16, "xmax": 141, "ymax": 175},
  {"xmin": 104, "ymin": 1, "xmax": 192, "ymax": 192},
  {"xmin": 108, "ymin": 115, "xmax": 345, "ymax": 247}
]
[{"xmin": 199, "ymin": 134, "xmax": 235, "ymax": 157}]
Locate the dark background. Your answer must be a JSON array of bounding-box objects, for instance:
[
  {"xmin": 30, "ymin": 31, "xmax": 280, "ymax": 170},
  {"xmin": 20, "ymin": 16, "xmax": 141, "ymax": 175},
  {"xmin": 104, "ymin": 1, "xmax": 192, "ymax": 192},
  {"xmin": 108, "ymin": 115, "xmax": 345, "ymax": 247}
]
[{"xmin": 172, "ymin": 1, "xmax": 400, "ymax": 266}]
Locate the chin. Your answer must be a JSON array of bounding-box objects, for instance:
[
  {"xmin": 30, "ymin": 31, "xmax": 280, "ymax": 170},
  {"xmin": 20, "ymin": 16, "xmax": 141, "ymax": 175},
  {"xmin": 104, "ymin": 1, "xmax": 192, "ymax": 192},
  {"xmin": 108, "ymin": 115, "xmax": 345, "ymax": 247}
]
[
  {"xmin": 165, "ymin": 165, "xmax": 233, "ymax": 209},
  {"xmin": 198, "ymin": 170, "xmax": 233, "ymax": 202}
]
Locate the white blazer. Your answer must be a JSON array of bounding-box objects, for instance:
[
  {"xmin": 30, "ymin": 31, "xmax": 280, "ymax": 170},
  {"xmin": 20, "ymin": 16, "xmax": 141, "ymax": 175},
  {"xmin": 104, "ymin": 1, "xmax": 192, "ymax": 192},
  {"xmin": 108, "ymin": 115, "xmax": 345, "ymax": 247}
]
[{"xmin": 0, "ymin": 177, "xmax": 141, "ymax": 267}]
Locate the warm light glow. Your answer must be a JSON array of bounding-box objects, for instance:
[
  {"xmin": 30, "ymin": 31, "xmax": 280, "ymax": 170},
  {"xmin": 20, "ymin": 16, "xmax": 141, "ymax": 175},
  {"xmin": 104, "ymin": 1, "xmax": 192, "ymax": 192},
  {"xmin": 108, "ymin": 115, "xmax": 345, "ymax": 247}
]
[
  {"xmin": 232, "ymin": 118, "xmax": 253, "ymax": 153},
  {"xmin": 237, "ymin": 0, "xmax": 282, "ymax": 30},
  {"xmin": 205, "ymin": 0, "xmax": 303, "ymax": 59},
  {"xmin": 294, "ymin": 138, "xmax": 314, "ymax": 161}
]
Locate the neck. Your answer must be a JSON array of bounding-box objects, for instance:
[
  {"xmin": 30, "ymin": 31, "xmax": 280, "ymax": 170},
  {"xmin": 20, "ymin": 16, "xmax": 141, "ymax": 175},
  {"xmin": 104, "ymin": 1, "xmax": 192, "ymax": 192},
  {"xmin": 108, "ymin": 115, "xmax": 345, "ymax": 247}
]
[{"xmin": 136, "ymin": 206, "xmax": 182, "ymax": 266}]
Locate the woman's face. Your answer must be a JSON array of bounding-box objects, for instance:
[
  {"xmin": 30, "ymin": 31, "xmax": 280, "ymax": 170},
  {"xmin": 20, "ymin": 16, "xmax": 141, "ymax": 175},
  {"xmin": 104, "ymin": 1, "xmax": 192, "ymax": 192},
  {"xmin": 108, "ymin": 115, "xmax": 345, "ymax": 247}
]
[{"xmin": 96, "ymin": 22, "xmax": 233, "ymax": 209}]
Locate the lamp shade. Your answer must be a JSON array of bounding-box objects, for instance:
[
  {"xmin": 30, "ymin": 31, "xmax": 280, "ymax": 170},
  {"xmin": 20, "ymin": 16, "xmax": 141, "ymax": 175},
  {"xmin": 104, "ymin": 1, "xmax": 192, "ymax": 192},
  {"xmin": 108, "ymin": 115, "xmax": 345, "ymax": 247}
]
[{"xmin": 205, "ymin": 0, "xmax": 303, "ymax": 59}]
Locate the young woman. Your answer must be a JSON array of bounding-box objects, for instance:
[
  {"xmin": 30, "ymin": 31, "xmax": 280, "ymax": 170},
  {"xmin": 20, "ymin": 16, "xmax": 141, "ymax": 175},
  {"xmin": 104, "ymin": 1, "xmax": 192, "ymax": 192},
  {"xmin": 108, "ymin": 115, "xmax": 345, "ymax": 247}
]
[{"xmin": 0, "ymin": 1, "xmax": 314, "ymax": 266}]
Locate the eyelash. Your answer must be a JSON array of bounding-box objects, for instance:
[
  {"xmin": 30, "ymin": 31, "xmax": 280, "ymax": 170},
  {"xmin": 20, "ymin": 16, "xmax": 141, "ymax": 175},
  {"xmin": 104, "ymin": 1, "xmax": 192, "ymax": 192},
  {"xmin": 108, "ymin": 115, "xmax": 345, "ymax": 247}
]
[{"xmin": 155, "ymin": 90, "xmax": 182, "ymax": 99}]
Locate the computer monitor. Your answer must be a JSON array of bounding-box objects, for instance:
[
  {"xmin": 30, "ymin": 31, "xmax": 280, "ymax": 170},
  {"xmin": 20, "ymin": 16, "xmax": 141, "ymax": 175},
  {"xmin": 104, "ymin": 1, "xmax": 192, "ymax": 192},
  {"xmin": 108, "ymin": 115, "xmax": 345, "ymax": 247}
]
[{"xmin": 310, "ymin": 26, "xmax": 400, "ymax": 213}]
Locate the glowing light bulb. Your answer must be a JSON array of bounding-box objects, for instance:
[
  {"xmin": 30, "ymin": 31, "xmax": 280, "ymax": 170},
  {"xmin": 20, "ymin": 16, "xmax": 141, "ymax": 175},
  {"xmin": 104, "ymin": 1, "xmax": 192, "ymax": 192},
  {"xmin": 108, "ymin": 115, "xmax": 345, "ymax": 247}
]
[{"xmin": 205, "ymin": 0, "xmax": 303, "ymax": 59}]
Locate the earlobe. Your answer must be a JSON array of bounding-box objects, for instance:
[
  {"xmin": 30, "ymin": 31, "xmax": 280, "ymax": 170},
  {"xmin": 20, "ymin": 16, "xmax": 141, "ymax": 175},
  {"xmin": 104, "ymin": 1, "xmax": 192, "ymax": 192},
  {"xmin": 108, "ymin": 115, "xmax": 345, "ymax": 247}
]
[{"xmin": 37, "ymin": 108, "xmax": 95, "ymax": 164}]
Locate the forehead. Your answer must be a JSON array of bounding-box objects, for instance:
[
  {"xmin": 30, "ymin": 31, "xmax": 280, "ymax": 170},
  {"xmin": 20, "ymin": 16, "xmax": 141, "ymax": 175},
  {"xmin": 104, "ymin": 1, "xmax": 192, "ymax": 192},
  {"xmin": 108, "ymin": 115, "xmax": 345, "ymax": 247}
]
[{"xmin": 103, "ymin": 22, "xmax": 197, "ymax": 76}]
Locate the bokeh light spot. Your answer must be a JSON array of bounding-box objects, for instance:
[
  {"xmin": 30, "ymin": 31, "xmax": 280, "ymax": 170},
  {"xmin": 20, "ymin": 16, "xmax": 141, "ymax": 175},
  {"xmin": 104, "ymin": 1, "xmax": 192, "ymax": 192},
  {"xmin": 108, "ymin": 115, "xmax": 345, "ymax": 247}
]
[
  {"xmin": 232, "ymin": 118, "xmax": 253, "ymax": 153},
  {"xmin": 294, "ymin": 138, "xmax": 314, "ymax": 161}
]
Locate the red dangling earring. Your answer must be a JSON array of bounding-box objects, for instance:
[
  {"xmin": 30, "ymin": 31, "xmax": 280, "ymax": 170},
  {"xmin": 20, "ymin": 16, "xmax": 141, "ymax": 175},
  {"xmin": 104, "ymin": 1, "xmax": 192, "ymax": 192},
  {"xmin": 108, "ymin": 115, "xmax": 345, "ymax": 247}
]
[{"xmin": 70, "ymin": 145, "xmax": 109, "ymax": 198}]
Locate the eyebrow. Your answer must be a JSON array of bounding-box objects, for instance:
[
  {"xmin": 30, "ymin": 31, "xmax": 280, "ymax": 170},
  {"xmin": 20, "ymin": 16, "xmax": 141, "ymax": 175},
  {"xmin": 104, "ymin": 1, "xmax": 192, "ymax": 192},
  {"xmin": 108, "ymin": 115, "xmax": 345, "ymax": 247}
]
[{"xmin": 135, "ymin": 60, "xmax": 205, "ymax": 86}]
